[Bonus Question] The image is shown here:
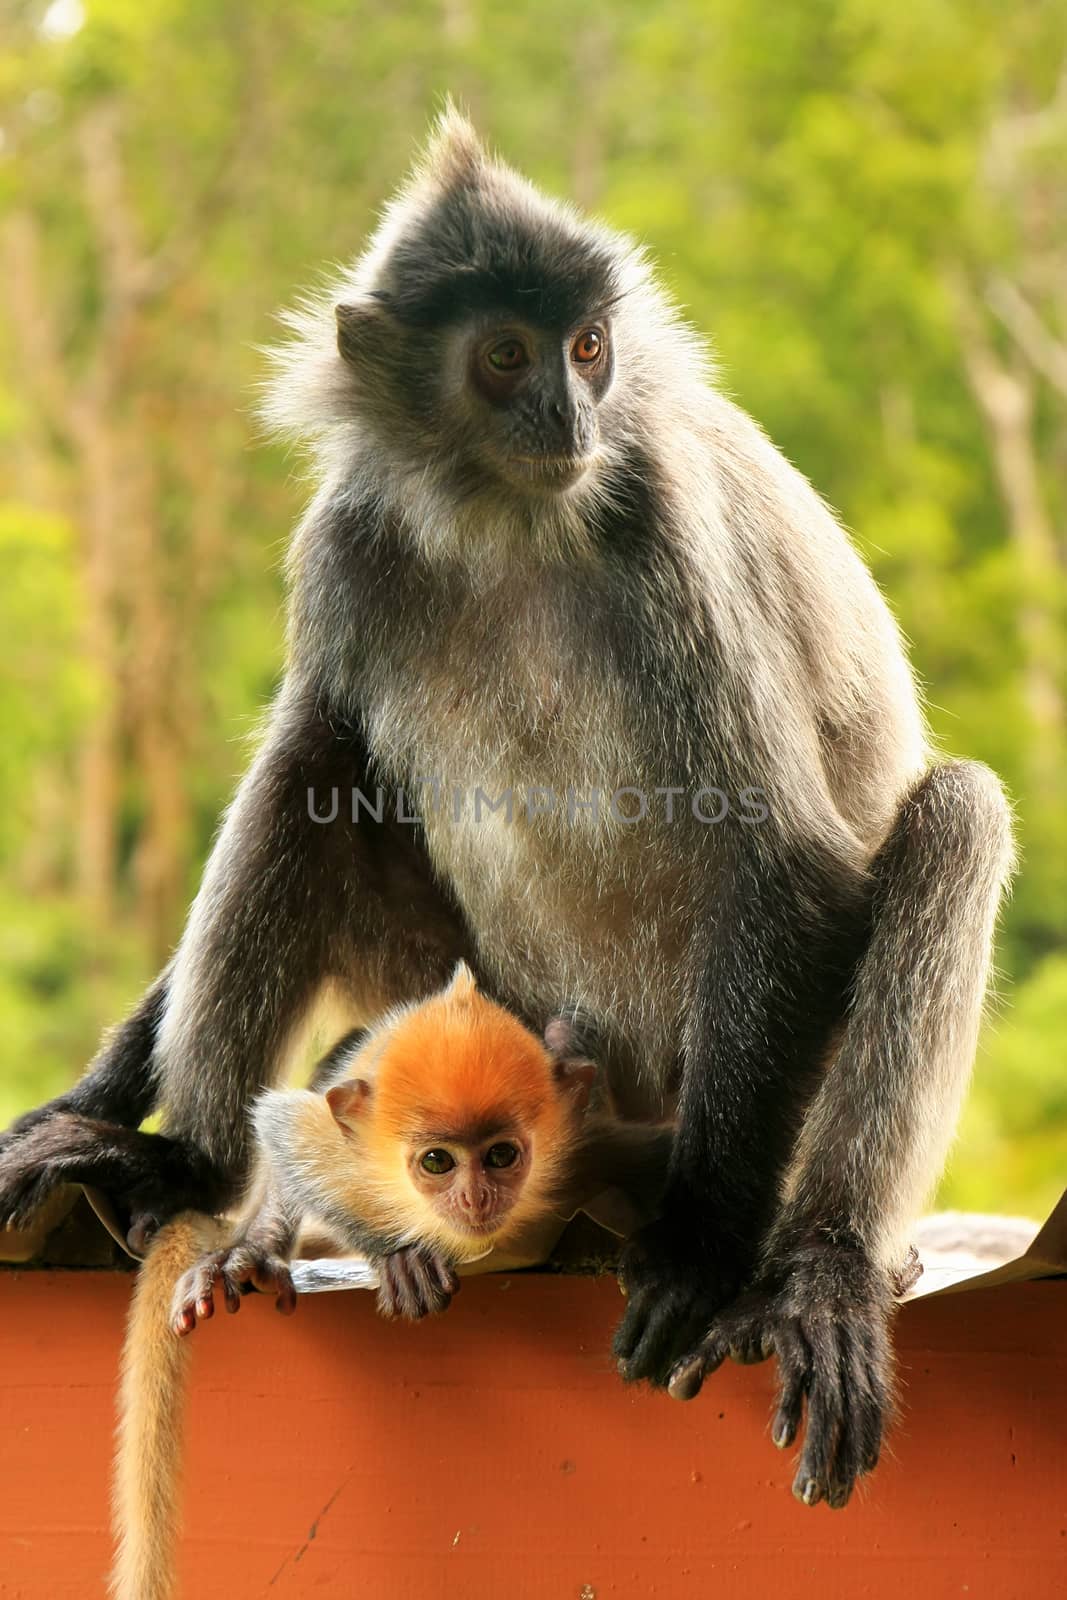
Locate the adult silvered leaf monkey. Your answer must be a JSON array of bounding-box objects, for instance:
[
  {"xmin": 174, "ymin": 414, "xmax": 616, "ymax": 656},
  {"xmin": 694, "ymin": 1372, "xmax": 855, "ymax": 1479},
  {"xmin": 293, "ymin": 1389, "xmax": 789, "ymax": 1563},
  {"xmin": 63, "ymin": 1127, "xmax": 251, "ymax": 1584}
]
[{"xmin": 0, "ymin": 110, "xmax": 1013, "ymax": 1506}]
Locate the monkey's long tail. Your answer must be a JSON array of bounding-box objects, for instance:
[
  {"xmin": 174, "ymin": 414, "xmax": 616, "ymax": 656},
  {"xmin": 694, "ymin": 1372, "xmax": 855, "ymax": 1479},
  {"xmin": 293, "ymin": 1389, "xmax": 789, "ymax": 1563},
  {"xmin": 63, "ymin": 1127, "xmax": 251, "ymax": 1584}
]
[{"xmin": 111, "ymin": 1213, "xmax": 222, "ymax": 1600}]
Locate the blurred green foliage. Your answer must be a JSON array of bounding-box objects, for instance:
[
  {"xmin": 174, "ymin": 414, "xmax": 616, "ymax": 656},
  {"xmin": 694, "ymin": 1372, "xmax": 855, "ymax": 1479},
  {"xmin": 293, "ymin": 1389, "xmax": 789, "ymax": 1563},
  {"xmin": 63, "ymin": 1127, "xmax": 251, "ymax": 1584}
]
[{"xmin": 1, "ymin": 0, "xmax": 1064, "ymax": 1218}]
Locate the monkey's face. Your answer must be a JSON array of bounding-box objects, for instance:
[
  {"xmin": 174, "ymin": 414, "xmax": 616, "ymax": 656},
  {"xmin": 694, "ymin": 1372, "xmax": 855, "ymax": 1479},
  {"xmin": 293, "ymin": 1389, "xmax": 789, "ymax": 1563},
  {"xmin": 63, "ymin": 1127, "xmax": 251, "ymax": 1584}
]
[
  {"xmin": 456, "ymin": 315, "xmax": 615, "ymax": 494},
  {"xmin": 406, "ymin": 1128, "xmax": 531, "ymax": 1243}
]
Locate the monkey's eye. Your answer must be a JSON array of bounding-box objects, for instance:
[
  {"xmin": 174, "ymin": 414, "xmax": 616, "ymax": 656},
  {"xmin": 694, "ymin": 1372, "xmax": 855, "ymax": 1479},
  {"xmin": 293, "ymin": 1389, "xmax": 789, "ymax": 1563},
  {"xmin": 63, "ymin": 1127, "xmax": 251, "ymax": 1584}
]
[
  {"xmin": 486, "ymin": 338, "xmax": 529, "ymax": 373},
  {"xmin": 571, "ymin": 329, "xmax": 602, "ymax": 365},
  {"xmin": 420, "ymin": 1149, "xmax": 455, "ymax": 1175},
  {"xmin": 485, "ymin": 1142, "xmax": 519, "ymax": 1170}
]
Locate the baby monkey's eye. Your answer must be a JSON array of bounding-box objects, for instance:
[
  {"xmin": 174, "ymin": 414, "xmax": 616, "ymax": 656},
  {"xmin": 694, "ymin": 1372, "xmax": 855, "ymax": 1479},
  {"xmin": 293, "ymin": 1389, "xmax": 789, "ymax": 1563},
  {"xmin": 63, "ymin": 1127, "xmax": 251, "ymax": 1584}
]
[
  {"xmin": 484, "ymin": 1142, "xmax": 519, "ymax": 1169},
  {"xmin": 486, "ymin": 338, "xmax": 529, "ymax": 372},
  {"xmin": 420, "ymin": 1148, "xmax": 455, "ymax": 1175},
  {"xmin": 571, "ymin": 328, "xmax": 602, "ymax": 364}
]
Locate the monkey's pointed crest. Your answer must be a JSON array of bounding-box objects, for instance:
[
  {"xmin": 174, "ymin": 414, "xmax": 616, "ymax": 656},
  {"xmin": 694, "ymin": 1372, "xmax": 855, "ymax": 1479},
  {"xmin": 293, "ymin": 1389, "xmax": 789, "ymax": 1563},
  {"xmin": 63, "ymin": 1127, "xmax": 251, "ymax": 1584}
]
[
  {"xmin": 445, "ymin": 960, "xmax": 478, "ymax": 1002},
  {"xmin": 421, "ymin": 100, "xmax": 486, "ymax": 187}
]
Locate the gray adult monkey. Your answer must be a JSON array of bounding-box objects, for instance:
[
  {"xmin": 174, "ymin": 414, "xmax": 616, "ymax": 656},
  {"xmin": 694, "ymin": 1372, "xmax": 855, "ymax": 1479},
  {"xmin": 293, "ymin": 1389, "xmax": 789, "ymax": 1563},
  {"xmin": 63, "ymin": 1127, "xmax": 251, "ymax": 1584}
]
[{"xmin": 0, "ymin": 111, "xmax": 1014, "ymax": 1508}]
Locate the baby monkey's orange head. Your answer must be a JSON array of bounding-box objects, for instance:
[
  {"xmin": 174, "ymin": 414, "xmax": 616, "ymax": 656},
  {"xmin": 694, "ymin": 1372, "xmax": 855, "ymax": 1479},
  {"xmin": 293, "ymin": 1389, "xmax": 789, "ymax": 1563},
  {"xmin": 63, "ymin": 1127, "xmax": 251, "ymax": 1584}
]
[{"xmin": 326, "ymin": 964, "xmax": 595, "ymax": 1259}]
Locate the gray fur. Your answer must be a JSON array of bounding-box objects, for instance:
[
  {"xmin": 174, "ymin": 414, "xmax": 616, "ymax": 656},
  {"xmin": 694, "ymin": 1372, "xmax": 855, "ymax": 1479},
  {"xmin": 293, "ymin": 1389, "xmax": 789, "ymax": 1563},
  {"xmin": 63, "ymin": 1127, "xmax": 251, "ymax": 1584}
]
[
  {"xmin": 156, "ymin": 109, "xmax": 1012, "ymax": 1254},
  {"xmin": 0, "ymin": 110, "xmax": 1015, "ymax": 1504}
]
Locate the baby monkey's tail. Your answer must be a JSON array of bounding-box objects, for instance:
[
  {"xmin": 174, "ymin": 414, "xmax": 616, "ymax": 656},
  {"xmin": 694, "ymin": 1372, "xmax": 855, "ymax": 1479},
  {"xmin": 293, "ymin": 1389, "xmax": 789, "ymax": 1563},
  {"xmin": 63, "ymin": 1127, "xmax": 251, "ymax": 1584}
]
[{"xmin": 111, "ymin": 1212, "xmax": 224, "ymax": 1600}]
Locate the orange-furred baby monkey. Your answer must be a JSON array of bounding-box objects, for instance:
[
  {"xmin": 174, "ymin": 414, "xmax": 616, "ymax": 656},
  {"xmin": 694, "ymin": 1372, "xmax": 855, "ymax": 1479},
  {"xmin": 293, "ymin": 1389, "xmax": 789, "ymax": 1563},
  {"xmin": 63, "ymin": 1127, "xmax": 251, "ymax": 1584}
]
[
  {"xmin": 112, "ymin": 964, "xmax": 671, "ymax": 1600},
  {"xmin": 173, "ymin": 960, "xmax": 606, "ymax": 1327}
]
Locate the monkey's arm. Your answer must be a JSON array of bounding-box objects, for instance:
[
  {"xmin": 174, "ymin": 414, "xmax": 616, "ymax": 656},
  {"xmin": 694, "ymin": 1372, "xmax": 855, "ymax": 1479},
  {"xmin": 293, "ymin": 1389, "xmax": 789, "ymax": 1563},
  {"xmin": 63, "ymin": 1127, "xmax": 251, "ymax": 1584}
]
[
  {"xmin": 2, "ymin": 681, "xmax": 471, "ymax": 1250},
  {"xmin": 615, "ymin": 832, "xmax": 866, "ymax": 1384}
]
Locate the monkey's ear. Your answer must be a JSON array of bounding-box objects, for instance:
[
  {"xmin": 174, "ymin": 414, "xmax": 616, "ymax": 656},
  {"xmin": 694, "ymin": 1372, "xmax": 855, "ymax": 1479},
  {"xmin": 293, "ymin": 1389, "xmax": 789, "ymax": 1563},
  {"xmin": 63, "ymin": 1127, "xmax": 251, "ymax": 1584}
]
[
  {"xmin": 326, "ymin": 1078, "xmax": 373, "ymax": 1134},
  {"xmin": 335, "ymin": 302, "xmax": 385, "ymax": 366},
  {"xmin": 553, "ymin": 1058, "xmax": 598, "ymax": 1112},
  {"xmin": 445, "ymin": 961, "xmax": 478, "ymax": 1002}
]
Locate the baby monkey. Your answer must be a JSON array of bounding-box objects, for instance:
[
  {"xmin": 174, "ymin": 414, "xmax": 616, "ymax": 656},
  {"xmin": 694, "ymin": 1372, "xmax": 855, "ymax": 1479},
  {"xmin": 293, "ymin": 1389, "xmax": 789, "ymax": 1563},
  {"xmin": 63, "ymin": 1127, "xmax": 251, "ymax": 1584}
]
[
  {"xmin": 113, "ymin": 964, "xmax": 669, "ymax": 1600},
  {"xmin": 174, "ymin": 961, "xmax": 603, "ymax": 1328}
]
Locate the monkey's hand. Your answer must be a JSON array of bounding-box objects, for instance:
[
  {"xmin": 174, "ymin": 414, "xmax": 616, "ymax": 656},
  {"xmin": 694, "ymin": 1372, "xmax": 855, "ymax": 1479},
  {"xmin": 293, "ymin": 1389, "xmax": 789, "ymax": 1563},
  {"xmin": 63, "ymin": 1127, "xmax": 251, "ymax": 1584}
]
[
  {"xmin": 172, "ymin": 1243, "xmax": 297, "ymax": 1336},
  {"xmin": 613, "ymin": 1216, "xmax": 749, "ymax": 1387},
  {"xmin": 375, "ymin": 1245, "xmax": 460, "ymax": 1321},
  {"xmin": 667, "ymin": 1239, "xmax": 897, "ymax": 1509}
]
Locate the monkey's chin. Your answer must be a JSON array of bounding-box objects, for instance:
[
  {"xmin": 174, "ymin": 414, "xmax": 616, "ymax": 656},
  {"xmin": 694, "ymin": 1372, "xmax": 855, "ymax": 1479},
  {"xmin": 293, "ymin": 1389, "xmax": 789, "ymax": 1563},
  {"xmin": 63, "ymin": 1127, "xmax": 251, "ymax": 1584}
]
[
  {"xmin": 453, "ymin": 1215, "xmax": 508, "ymax": 1241},
  {"xmin": 501, "ymin": 454, "xmax": 594, "ymax": 493}
]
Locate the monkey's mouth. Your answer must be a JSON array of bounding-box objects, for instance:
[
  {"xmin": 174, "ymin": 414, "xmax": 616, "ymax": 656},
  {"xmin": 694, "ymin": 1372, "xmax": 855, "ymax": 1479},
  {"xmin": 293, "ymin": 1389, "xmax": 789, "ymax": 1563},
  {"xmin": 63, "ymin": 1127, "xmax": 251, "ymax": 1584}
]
[
  {"xmin": 454, "ymin": 1213, "xmax": 509, "ymax": 1238},
  {"xmin": 506, "ymin": 453, "xmax": 592, "ymax": 489}
]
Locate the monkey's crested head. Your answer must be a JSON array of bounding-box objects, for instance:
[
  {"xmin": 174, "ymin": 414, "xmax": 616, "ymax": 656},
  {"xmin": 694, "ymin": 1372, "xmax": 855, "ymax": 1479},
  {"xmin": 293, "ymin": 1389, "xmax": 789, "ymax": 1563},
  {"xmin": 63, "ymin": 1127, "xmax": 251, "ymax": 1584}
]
[
  {"xmin": 322, "ymin": 963, "xmax": 595, "ymax": 1260},
  {"xmin": 263, "ymin": 107, "xmax": 709, "ymax": 558}
]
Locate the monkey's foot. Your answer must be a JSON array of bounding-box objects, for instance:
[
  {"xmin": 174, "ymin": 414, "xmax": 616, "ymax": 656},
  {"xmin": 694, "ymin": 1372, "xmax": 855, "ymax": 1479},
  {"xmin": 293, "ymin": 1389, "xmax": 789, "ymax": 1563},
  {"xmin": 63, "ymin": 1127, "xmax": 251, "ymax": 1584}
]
[
  {"xmin": 0, "ymin": 1114, "xmax": 225, "ymax": 1257},
  {"xmin": 172, "ymin": 1244, "xmax": 297, "ymax": 1335},
  {"xmin": 375, "ymin": 1246, "xmax": 460, "ymax": 1321},
  {"xmin": 667, "ymin": 1241, "xmax": 896, "ymax": 1510},
  {"xmin": 0, "ymin": 1111, "xmax": 87, "ymax": 1229},
  {"xmin": 613, "ymin": 1220, "xmax": 746, "ymax": 1387}
]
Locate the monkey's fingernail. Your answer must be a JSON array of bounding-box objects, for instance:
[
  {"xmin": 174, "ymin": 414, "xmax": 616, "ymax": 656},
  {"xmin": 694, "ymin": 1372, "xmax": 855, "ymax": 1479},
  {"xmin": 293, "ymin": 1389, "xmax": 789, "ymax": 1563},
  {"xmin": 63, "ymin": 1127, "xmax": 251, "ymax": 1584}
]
[
  {"xmin": 667, "ymin": 1364, "xmax": 702, "ymax": 1402},
  {"xmin": 798, "ymin": 1478, "xmax": 822, "ymax": 1507},
  {"xmin": 616, "ymin": 1276, "xmax": 628, "ymax": 1298},
  {"xmin": 772, "ymin": 1422, "xmax": 792, "ymax": 1449}
]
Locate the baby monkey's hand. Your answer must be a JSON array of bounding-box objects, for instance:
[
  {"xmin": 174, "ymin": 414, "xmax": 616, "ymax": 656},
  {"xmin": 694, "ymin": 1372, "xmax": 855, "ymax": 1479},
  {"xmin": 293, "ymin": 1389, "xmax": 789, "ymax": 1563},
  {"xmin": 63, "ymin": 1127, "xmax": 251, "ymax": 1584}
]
[
  {"xmin": 375, "ymin": 1245, "xmax": 460, "ymax": 1321},
  {"xmin": 171, "ymin": 1242, "xmax": 296, "ymax": 1336}
]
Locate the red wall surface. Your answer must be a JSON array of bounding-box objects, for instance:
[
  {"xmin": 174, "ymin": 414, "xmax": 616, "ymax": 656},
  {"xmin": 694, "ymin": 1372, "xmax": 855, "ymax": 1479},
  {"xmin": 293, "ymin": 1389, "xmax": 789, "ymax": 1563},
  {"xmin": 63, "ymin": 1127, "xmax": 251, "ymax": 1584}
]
[{"xmin": 0, "ymin": 1273, "xmax": 1063, "ymax": 1599}]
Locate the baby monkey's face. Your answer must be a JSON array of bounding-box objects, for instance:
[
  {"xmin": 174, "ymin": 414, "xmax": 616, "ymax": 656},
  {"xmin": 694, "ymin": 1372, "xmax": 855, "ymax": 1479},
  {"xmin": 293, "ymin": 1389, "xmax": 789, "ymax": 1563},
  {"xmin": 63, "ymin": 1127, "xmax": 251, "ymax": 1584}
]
[{"xmin": 406, "ymin": 1126, "xmax": 531, "ymax": 1241}]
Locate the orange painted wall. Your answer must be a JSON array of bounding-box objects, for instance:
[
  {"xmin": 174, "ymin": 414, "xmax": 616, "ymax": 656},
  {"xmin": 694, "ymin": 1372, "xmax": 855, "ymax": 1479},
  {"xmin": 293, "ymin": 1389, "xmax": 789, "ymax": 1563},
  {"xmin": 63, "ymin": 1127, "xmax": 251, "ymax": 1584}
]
[{"xmin": 0, "ymin": 1273, "xmax": 1063, "ymax": 1600}]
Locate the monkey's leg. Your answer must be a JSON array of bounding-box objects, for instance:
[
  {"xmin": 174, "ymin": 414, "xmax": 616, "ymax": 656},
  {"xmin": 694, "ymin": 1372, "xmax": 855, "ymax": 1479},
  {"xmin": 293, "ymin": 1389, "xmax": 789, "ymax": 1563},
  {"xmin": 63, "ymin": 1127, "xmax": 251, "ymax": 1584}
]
[
  {"xmin": 667, "ymin": 761, "xmax": 1014, "ymax": 1508},
  {"xmin": 614, "ymin": 830, "xmax": 867, "ymax": 1388}
]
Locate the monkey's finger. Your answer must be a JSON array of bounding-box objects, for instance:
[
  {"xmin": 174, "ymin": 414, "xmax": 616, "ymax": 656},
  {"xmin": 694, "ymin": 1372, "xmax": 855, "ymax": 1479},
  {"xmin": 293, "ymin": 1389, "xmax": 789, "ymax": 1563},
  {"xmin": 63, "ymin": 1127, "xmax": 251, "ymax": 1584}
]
[
  {"xmin": 615, "ymin": 1296, "xmax": 684, "ymax": 1384},
  {"xmin": 791, "ymin": 1324, "xmax": 843, "ymax": 1507},
  {"xmin": 890, "ymin": 1245, "xmax": 921, "ymax": 1299},
  {"xmin": 771, "ymin": 1321, "xmax": 810, "ymax": 1450},
  {"xmin": 667, "ymin": 1326, "xmax": 730, "ymax": 1401},
  {"xmin": 194, "ymin": 1285, "xmax": 217, "ymax": 1321},
  {"xmin": 378, "ymin": 1255, "xmax": 421, "ymax": 1320},
  {"xmin": 853, "ymin": 1319, "xmax": 891, "ymax": 1476},
  {"xmin": 412, "ymin": 1256, "xmax": 452, "ymax": 1316},
  {"xmin": 221, "ymin": 1273, "xmax": 243, "ymax": 1314},
  {"xmin": 274, "ymin": 1273, "xmax": 297, "ymax": 1316},
  {"xmin": 823, "ymin": 1326, "xmax": 869, "ymax": 1509},
  {"xmin": 611, "ymin": 1285, "xmax": 660, "ymax": 1365},
  {"xmin": 431, "ymin": 1254, "xmax": 461, "ymax": 1297}
]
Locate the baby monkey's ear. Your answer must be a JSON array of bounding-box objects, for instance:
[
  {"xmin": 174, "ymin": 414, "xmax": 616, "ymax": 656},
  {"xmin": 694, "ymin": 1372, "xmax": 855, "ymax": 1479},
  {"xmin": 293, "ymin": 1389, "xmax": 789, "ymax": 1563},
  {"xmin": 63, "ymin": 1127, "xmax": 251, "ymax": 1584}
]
[
  {"xmin": 553, "ymin": 1058, "xmax": 598, "ymax": 1111},
  {"xmin": 326, "ymin": 1078, "xmax": 373, "ymax": 1135},
  {"xmin": 544, "ymin": 1017, "xmax": 599, "ymax": 1111}
]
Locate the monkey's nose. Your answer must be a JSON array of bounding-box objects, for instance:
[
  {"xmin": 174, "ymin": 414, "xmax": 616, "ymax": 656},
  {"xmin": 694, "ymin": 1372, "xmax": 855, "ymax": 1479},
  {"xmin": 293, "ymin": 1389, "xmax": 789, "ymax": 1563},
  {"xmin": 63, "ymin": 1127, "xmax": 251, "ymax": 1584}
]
[{"xmin": 459, "ymin": 1185, "xmax": 493, "ymax": 1219}]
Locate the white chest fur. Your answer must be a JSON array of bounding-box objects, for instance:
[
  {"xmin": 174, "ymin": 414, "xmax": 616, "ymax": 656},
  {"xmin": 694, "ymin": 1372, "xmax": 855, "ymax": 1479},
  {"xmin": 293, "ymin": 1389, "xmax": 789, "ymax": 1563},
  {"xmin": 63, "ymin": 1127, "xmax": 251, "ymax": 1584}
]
[{"xmin": 357, "ymin": 568, "xmax": 699, "ymax": 1063}]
